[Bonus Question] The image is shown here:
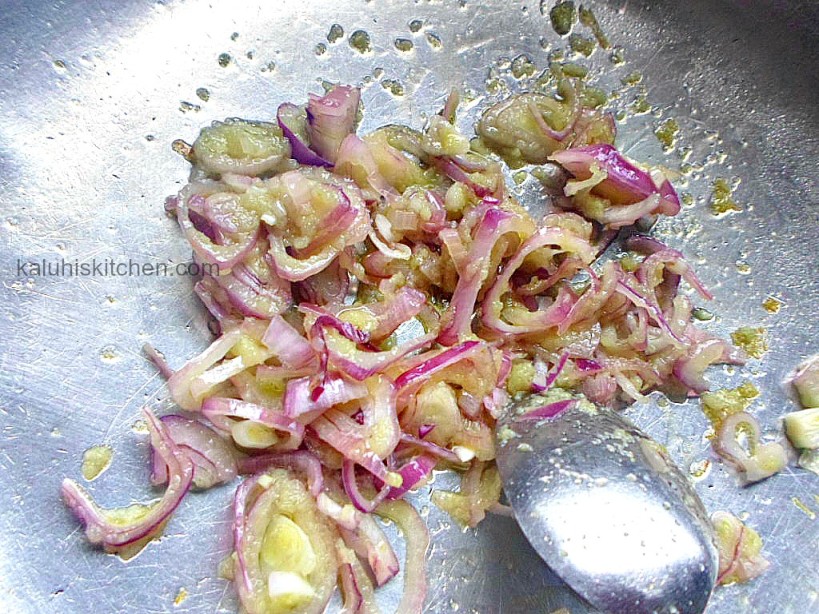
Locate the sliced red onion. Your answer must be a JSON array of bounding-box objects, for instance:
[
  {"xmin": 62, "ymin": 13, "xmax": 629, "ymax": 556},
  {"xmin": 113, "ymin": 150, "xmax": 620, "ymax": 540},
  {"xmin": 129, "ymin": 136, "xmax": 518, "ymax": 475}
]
[
  {"xmin": 656, "ymin": 174, "xmax": 682, "ymax": 216},
  {"xmin": 150, "ymin": 445, "xmax": 218, "ymax": 492},
  {"xmin": 231, "ymin": 474, "xmax": 261, "ymax": 610},
  {"xmin": 342, "ymin": 460, "xmax": 391, "ymax": 513},
  {"xmin": 164, "ymin": 194, "xmax": 179, "ymax": 213},
  {"xmin": 440, "ymin": 89, "xmax": 459, "ymax": 122},
  {"xmin": 307, "ymin": 85, "xmax": 361, "ymax": 163},
  {"xmin": 268, "ymin": 233, "xmax": 341, "ymax": 282},
  {"xmin": 673, "ymin": 338, "xmax": 728, "ymax": 393},
  {"xmin": 582, "ymin": 373, "xmax": 618, "ymax": 405},
  {"xmin": 317, "ymin": 326, "xmax": 436, "ymax": 381},
  {"xmin": 194, "ymin": 275, "xmax": 236, "ymax": 324},
  {"xmin": 294, "ymin": 191, "xmax": 359, "ymax": 259},
  {"xmin": 360, "ymin": 377, "xmax": 401, "ymax": 458},
  {"xmin": 311, "ymin": 409, "xmax": 401, "ymax": 486},
  {"xmin": 397, "ymin": 434, "xmax": 462, "ymax": 464},
  {"xmin": 386, "ymin": 454, "xmax": 437, "ymax": 500},
  {"xmin": 212, "ymin": 246, "xmax": 293, "ymax": 319},
  {"xmin": 261, "ymin": 315, "xmax": 315, "ymax": 369},
  {"xmin": 143, "ymin": 343, "xmax": 173, "ymax": 379},
  {"xmin": 395, "ymin": 340, "xmax": 483, "ymax": 398},
  {"xmin": 339, "ymin": 514, "xmax": 400, "ymax": 587},
  {"xmin": 201, "ymin": 397, "xmax": 305, "ymax": 450},
  {"xmin": 303, "ymin": 308, "xmax": 370, "ymax": 342},
  {"xmin": 516, "ymin": 255, "xmax": 584, "ymax": 297},
  {"xmin": 439, "ymin": 207, "xmax": 532, "ymax": 344},
  {"xmin": 615, "ymin": 371, "xmax": 647, "ymax": 402},
  {"xmin": 233, "ymin": 471, "xmax": 337, "ymax": 614},
  {"xmin": 527, "ymin": 82, "xmax": 580, "ymax": 142},
  {"xmin": 305, "ymin": 308, "xmax": 434, "ymax": 381},
  {"xmin": 714, "ymin": 411, "xmax": 787, "ymax": 484},
  {"xmin": 632, "ymin": 244, "xmax": 713, "ymax": 301},
  {"xmin": 61, "ymin": 408, "xmax": 193, "ymax": 552},
  {"xmin": 335, "ymin": 134, "xmax": 399, "ymax": 198},
  {"xmin": 625, "ymin": 234, "xmax": 669, "ymax": 256},
  {"xmin": 712, "ymin": 511, "xmax": 770, "ymax": 586},
  {"xmin": 550, "ymin": 144, "xmax": 667, "ymax": 206},
  {"xmin": 315, "ymin": 491, "xmax": 360, "ymax": 530},
  {"xmin": 276, "ymin": 102, "xmax": 333, "ymax": 167},
  {"xmin": 283, "ymin": 372, "xmax": 369, "ymax": 420},
  {"xmin": 431, "ymin": 155, "xmax": 496, "ymax": 199},
  {"xmin": 532, "ymin": 353, "xmax": 569, "ymax": 393},
  {"xmin": 338, "ymin": 541, "xmax": 377, "ymax": 614},
  {"xmin": 229, "ymin": 368, "xmax": 275, "ymax": 407},
  {"xmin": 376, "ymin": 500, "xmax": 430, "ymax": 614},
  {"xmin": 439, "ymin": 227, "xmax": 469, "ymax": 275},
  {"xmin": 597, "ymin": 194, "xmax": 663, "ymax": 229},
  {"xmin": 361, "ymin": 248, "xmax": 395, "ymax": 279},
  {"xmin": 339, "ymin": 563, "xmax": 365, "ymax": 613},
  {"xmin": 481, "ymin": 226, "xmax": 596, "ymax": 334},
  {"xmin": 369, "ymin": 227, "xmax": 412, "ymax": 260},
  {"xmin": 188, "ymin": 355, "xmax": 262, "ymax": 406},
  {"xmin": 150, "ymin": 415, "xmax": 237, "ymax": 489},
  {"xmin": 615, "ymin": 280, "xmax": 686, "ymax": 345},
  {"xmin": 599, "ymin": 355, "xmax": 662, "ymax": 388},
  {"xmin": 484, "ymin": 386, "xmax": 510, "ymax": 420},
  {"xmin": 221, "ymin": 173, "xmax": 256, "ymax": 192},
  {"xmin": 515, "ymin": 399, "xmax": 576, "ymax": 421},
  {"xmin": 568, "ymin": 107, "xmax": 617, "ymax": 147},
  {"xmin": 167, "ymin": 328, "xmax": 244, "ymax": 411},
  {"xmin": 188, "ymin": 203, "xmax": 219, "ymax": 241},
  {"xmin": 496, "ymin": 352, "xmax": 513, "ymax": 385},
  {"xmin": 265, "ymin": 169, "xmax": 370, "ymax": 281},
  {"xmin": 390, "ymin": 209, "xmax": 422, "ymax": 233},
  {"xmin": 255, "ymin": 363, "xmax": 315, "ymax": 383},
  {"xmin": 189, "ymin": 192, "xmax": 244, "ymax": 234},
  {"xmin": 295, "ymin": 257, "xmax": 353, "ymax": 306},
  {"xmin": 66, "ymin": 81, "xmax": 753, "ymax": 613},
  {"xmin": 418, "ymin": 424, "xmax": 435, "ymax": 439},
  {"xmin": 451, "ymin": 154, "xmax": 488, "ymax": 174},
  {"xmin": 363, "ymin": 286, "xmax": 426, "ymax": 341},
  {"xmin": 237, "ymin": 450, "xmax": 325, "ymax": 497},
  {"xmin": 557, "ymin": 263, "xmax": 619, "ymax": 334},
  {"xmin": 575, "ymin": 357, "xmax": 603, "ymax": 372},
  {"xmin": 176, "ymin": 190, "xmax": 259, "ymax": 270},
  {"xmin": 792, "ymin": 355, "xmax": 819, "ymax": 409},
  {"xmin": 457, "ymin": 389, "xmax": 483, "ymax": 419}
]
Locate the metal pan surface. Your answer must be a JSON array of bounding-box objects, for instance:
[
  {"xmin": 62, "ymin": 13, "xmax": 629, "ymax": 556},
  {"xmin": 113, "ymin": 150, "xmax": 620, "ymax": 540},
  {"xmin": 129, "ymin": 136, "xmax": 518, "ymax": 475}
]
[{"xmin": 0, "ymin": 0, "xmax": 816, "ymax": 611}]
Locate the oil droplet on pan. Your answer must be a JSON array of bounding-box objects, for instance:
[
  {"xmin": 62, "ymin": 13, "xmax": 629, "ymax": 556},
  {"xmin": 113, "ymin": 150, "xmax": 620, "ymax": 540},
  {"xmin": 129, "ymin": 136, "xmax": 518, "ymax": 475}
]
[
  {"xmin": 394, "ymin": 38, "xmax": 414, "ymax": 52},
  {"xmin": 381, "ymin": 79, "xmax": 404, "ymax": 96},
  {"xmin": 174, "ymin": 587, "xmax": 189, "ymax": 607},
  {"xmin": 327, "ymin": 24, "xmax": 344, "ymax": 43},
  {"xmin": 426, "ymin": 32, "xmax": 443, "ymax": 49},
  {"xmin": 100, "ymin": 346, "xmax": 120, "ymax": 363},
  {"xmin": 81, "ymin": 445, "xmax": 113, "ymax": 481},
  {"xmin": 348, "ymin": 30, "xmax": 372, "ymax": 54},
  {"xmin": 762, "ymin": 296, "xmax": 782, "ymax": 313}
]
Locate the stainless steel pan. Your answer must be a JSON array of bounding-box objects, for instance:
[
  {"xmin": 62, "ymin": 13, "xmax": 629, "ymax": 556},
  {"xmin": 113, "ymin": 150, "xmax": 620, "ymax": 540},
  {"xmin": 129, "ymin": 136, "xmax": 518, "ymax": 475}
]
[{"xmin": 1, "ymin": 0, "xmax": 816, "ymax": 611}]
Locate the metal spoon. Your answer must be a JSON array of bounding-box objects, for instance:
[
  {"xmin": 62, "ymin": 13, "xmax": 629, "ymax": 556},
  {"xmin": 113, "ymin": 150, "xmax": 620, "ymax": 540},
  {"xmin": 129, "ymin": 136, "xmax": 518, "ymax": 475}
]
[{"xmin": 495, "ymin": 395, "xmax": 718, "ymax": 614}]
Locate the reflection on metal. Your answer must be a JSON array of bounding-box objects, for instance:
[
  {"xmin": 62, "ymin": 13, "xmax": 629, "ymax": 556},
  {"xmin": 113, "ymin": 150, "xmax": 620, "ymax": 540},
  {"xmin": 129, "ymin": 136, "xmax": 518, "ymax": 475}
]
[{"xmin": 0, "ymin": 0, "xmax": 816, "ymax": 612}]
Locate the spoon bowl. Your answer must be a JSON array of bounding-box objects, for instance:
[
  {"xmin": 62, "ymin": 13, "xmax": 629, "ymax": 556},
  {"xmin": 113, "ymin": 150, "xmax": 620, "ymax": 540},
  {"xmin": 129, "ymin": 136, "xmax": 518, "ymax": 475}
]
[{"xmin": 495, "ymin": 395, "xmax": 718, "ymax": 614}]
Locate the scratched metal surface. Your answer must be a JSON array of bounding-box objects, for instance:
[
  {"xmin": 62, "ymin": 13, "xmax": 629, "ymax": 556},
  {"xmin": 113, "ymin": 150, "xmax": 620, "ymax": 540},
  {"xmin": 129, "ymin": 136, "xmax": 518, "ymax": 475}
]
[{"xmin": 0, "ymin": 0, "xmax": 817, "ymax": 612}]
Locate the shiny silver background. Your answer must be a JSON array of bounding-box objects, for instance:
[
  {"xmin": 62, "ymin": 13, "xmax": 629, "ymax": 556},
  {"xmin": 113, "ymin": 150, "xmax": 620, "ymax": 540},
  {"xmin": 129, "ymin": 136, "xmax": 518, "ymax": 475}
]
[{"xmin": 0, "ymin": 0, "xmax": 816, "ymax": 612}]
